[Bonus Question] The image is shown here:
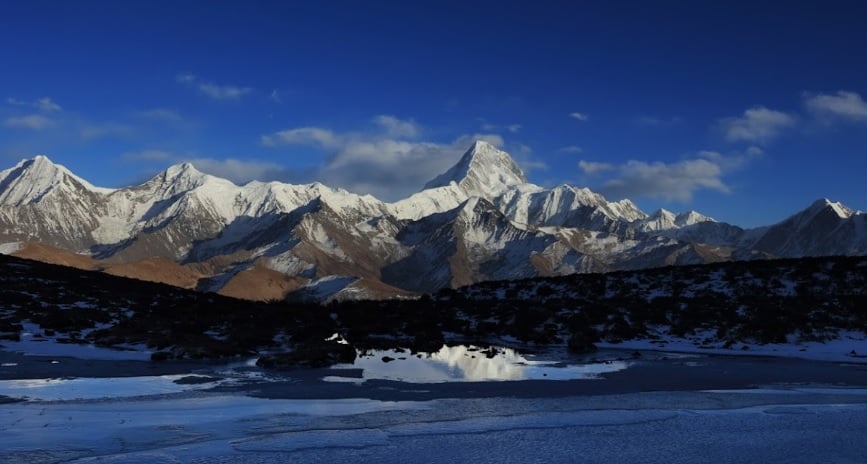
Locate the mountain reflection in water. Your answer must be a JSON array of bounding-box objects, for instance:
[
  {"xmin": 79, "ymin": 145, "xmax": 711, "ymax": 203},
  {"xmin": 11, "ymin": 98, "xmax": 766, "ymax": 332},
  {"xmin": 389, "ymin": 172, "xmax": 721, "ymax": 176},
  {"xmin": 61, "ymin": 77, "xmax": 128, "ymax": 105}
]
[{"xmin": 323, "ymin": 345, "xmax": 629, "ymax": 383}]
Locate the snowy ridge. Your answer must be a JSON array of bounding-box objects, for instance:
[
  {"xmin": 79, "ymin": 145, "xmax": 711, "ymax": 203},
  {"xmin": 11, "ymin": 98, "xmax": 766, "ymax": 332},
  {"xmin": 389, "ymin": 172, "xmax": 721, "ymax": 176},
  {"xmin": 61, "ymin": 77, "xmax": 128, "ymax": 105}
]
[
  {"xmin": 423, "ymin": 140, "xmax": 527, "ymax": 198},
  {"xmin": 0, "ymin": 147, "xmax": 865, "ymax": 300},
  {"xmin": 640, "ymin": 208, "xmax": 714, "ymax": 232},
  {"xmin": 0, "ymin": 156, "xmax": 112, "ymax": 206},
  {"xmin": 749, "ymin": 198, "xmax": 867, "ymax": 257}
]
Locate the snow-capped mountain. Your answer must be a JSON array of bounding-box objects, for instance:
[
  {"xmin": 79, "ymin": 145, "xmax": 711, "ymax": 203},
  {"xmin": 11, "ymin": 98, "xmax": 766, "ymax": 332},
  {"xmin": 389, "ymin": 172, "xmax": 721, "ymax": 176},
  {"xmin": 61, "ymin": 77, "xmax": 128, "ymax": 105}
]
[
  {"xmin": 0, "ymin": 142, "xmax": 865, "ymax": 301},
  {"xmin": 749, "ymin": 198, "xmax": 867, "ymax": 257},
  {"xmin": 640, "ymin": 209, "xmax": 714, "ymax": 232},
  {"xmin": 0, "ymin": 156, "xmax": 112, "ymax": 250},
  {"xmin": 423, "ymin": 140, "xmax": 528, "ymax": 198}
]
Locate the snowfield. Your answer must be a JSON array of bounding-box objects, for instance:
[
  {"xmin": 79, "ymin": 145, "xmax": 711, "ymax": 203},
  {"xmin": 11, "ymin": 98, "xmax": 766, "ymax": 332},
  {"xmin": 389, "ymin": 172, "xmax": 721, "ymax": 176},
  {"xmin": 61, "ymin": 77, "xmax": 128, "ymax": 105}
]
[
  {"xmin": 2, "ymin": 346, "xmax": 867, "ymax": 463},
  {"xmin": 2, "ymin": 388, "xmax": 867, "ymax": 463}
]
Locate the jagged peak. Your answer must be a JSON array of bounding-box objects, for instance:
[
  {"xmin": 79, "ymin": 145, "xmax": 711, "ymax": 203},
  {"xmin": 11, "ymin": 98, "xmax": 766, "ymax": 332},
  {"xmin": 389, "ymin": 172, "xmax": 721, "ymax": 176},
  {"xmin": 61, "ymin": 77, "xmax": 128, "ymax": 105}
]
[
  {"xmin": 423, "ymin": 141, "xmax": 527, "ymax": 198},
  {"xmin": 649, "ymin": 208, "xmax": 676, "ymax": 220},
  {"xmin": 163, "ymin": 161, "xmax": 204, "ymax": 178},
  {"xmin": 0, "ymin": 155, "xmax": 112, "ymax": 205},
  {"xmin": 459, "ymin": 196, "xmax": 486, "ymax": 213},
  {"xmin": 639, "ymin": 208, "xmax": 714, "ymax": 232},
  {"xmin": 30, "ymin": 154, "xmax": 54, "ymax": 165},
  {"xmin": 15, "ymin": 154, "xmax": 62, "ymax": 173},
  {"xmin": 808, "ymin": 198, "xmax": 854, "ymax": 219},
  {"xmin": 676, "ymin": 210, "xmax": 714, "ymax": 225},
  {"xmin": 151, "ymin": 161, "xmax": 217, "ymax": 190}
]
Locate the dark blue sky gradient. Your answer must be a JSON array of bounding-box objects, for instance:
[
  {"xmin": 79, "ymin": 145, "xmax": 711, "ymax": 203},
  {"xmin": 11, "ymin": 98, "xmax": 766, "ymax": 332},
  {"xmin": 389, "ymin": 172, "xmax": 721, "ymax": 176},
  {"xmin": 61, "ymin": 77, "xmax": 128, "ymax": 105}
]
[{"xmin": 1, "ymin": 1, "xmax": 865, "ymax": 226}]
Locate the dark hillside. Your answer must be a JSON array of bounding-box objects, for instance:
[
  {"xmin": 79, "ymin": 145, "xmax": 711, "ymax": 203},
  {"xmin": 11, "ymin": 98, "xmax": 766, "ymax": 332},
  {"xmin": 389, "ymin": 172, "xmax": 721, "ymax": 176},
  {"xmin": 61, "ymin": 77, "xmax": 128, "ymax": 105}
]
[{"xmin": 2, "ymin": 254, "xmax": 866, "ymax": 366}]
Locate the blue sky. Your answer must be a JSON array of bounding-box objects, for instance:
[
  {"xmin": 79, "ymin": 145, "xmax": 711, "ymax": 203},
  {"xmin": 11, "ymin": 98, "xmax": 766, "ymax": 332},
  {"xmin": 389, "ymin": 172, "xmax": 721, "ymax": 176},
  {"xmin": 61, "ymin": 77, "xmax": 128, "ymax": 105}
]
[{"xmin": 1, "ymin": 1, "xmax": 866, "ymax": 227}]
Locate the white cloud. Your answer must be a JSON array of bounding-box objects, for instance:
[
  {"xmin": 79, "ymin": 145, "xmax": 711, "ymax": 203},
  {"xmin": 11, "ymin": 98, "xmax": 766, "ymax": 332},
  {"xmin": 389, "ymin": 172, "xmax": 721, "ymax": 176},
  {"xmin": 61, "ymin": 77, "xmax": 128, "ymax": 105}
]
[
  {"xmin": 35, "ymin": 97, "xmax": 62, "ymax": 112},
  {"xmin": 315, "ymin": 136, "xmax": 486, "ymax": 200},
  {"xmin": 577, "ymin": 160, "xmax": 614, "ymax": 175},
  {"xmin": 635, "ymin": 115, "xmax": 681, "ymax": 127},
  {"xmin": 177, "ymin": 73, "xmax": 252, "ymax": 100},
  {"xmin": 198, "ymin": 83, "xmax": 252, "ymax": 100},
  {"xmin": 478, "ymin": 120, "xmax": 522, "ymax": 133},
  {"xmin": 122, "ymin": 149, "xmax": 289, "ymax": 185},
  {"xmin": 262, "ymin": 118, "xmax": 535, "ymax": 200},
  {"xmin": 804, "ymin": 90, "xmax": 867, "ymax": 122},
  {"xmin": 559, "ymin": 145, "xmax": 583, "ymax": 154},
  {"xmin": 570, "ymin": 112, "xmax": 589, "ymax": 121},
  {"xmin": 176, "ymin": 73, "xmax": 196, "ymax": 84},
  {"xmin": 6, "ymin": 97, "xmax": 62, "ymax": 112},
  {"xmin": 719, "ymin": 106, "xmax": 795, "ymax": 143},
  {"xmin": 746, "ymin": 145, "xmax": 764, "ymax": 157},
  {"xmin": 373, "ymin": 115, "xmax": 420, "ymax": 138},
  {"xmin": 261, "ymin": 127, "xmax": 341, "ymax": 148},
  {"xmin": 79, "ymin": 122, "xmax": 134, "ymax": 140},
  {"xmin": 137, "ymin": 108, "xmax": 183, "ymax": 122},
  {"xmin": 270, "ymin": 89, "xmax": 281, "ymax": 103},
  {"xmin": 186, "ymin": 158, "xmax": 288, "ymax": 184},
  {"xmin": 598, "ymin": 159, "xmax": 728, "ymax": 202},
  {"xmin": 4, "ymin": 114, "xmax": 54, "ymax": 130},
  {"xmin": 580, "ymin": 150, "xmax": 757, "ymax": 202}
]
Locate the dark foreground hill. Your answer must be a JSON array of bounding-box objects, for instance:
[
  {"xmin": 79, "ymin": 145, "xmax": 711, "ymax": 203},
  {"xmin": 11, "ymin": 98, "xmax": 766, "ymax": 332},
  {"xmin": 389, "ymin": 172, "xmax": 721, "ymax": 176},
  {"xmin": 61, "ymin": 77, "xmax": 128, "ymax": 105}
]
[{"xmin": 1, "ymin": 253, "xmax": 866, "ymax": 366}]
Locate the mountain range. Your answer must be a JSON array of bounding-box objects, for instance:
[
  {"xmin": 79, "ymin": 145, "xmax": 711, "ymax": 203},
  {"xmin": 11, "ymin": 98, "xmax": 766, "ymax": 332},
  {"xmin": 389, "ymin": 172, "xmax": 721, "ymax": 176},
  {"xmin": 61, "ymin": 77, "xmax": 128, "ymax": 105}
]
[{"xmin": 1, "ymin": 140, "xmax": 865, "ymax": 301}]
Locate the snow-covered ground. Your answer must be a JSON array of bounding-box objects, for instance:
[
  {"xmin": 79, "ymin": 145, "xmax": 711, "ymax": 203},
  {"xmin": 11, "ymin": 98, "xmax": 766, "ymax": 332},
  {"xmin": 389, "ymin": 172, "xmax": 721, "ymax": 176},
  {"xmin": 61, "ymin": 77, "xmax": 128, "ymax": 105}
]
[
  {"xmin": 0, "ymin": 322, "xmax": 152, "ymax": 361},
  {"xmin": 597, "ymin": 328, "xmax": 867, "ymax": 363},
  {"xmin": 3, "ymin": 344, "xmax": 867, "ymax": 463},
  {"xmin": 2, "ymin": 388, "xmax": 867, "ymax": 463}
]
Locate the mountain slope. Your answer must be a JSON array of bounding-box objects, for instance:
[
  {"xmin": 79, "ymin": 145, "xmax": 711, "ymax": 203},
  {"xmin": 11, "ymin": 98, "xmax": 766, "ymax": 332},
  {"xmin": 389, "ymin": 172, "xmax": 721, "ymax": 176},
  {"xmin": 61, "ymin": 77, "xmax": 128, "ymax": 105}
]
[
  {"xmin": 751, "ymin": 199, "xmax": 867, "ymax": 257},
  {"xmin": 0, "ymin": 156, "xmax": 112, "ymax": 250},
  {"xmin": 423, "ymin": 140, "xmax": 527, "ymax": 198},
  {"xmin": 0, "ymin": 146, "xmax": 865, "ymax": 301}
]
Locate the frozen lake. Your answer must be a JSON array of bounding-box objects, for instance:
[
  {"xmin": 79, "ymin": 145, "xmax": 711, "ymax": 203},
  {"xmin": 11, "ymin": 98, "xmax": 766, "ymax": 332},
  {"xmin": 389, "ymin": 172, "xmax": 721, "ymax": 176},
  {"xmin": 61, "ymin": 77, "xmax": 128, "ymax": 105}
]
[
  {"xmin": 3, "ymin": 389, "xmax": 867, "ymax": 463},
  {"xmin": 2, "ymin": 346, "xmax": 867, "ymax": 463}
]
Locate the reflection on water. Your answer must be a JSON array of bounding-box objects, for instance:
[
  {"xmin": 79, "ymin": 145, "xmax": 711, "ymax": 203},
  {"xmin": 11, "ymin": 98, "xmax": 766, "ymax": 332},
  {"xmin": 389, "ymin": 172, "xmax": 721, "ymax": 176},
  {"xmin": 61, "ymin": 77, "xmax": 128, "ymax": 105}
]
[
  {"xmin": 0, "ymin": 374, "xmax": 220, "ymax": 401},
  {"xmin": 324, "ymin": 345, "xmax": 629, "ymax": 383}
]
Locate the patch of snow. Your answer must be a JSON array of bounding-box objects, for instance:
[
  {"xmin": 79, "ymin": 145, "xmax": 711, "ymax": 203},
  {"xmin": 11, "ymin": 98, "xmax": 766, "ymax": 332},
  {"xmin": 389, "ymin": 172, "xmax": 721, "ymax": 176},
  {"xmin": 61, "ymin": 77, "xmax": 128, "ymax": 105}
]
[
  {"xmin": 2, "ymin": 322, "xmax": 152, "ymax": 361},
  {"xmin": 0, "ymin": 374, "xmax": 221, "ymax": 401},
  {"xmin": 0, "ymin": 242, "xmax": 22, "ymax": 255},
  {"xmin": 598, "ymin": 330, "xmax": 867, "ymax": 363},
  {"xmin": 324, "ymin": 333, "xmax": 349, "ymax": 345}
]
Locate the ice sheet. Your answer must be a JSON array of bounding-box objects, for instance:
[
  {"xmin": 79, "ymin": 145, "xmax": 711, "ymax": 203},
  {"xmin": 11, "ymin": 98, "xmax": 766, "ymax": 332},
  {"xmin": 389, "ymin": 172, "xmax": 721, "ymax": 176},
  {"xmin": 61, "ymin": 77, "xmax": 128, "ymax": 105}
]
[{"xmin": 2, "ymin": 391, "xmax": 867, "ymax": 464}]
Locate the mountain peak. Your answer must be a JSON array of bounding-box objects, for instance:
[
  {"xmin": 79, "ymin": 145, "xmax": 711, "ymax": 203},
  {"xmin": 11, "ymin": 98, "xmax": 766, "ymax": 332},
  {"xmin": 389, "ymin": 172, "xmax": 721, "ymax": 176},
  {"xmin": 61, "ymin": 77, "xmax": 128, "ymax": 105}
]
[
  {"xmin": 649, "ymin": 208, "xmax": 676, "ymax": 220},
  {"xmin": 144, "ymin": 162, "xmax": 213, "ymax": 198},
  {"xmin": 164, "ymin": 161, "xmax": 201, "ymax": 177},
  {"xmin": 423, "ymin": 141, "xmax": 527, "ymax": 199},
  {"xmin": 160, "ymin": 162, "xmax": 210, "ymax": 185},
  {"xmin": 0, "ymin": 155, "xmax": 111, "ymax": 205},
  {"xmin": 808, "ymin": 198, "xmax": 854, "ymax": 219},
  {"xmin": 31, "ymin": 154, "xmax": 53, "ymax": 164},
  {"xmin": 676, "ymin": 210, "xmax": 714, "ymax": 226}
]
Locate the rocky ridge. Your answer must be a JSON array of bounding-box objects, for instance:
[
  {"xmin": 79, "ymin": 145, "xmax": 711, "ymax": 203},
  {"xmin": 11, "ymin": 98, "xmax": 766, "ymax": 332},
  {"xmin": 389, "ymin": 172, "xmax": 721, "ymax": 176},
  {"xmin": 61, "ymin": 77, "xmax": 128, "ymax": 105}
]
[{"xmin": 0, "ymin": 141, "xmax": 865, "ymax": 301}]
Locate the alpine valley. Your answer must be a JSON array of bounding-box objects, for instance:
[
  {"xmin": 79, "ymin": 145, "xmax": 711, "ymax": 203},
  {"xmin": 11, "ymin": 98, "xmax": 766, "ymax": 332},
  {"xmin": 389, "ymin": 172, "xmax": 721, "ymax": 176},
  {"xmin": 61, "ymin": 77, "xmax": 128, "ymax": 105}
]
[{"xmin": 1, "ymin": 141, "xmax": 865, "ymax": 302}]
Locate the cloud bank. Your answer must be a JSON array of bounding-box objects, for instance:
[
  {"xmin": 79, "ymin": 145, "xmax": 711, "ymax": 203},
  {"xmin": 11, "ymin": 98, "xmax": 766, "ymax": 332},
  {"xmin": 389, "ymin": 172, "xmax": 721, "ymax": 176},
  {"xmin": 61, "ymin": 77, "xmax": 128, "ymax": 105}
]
[
  {"xmin": 804, "ymin": 91, "xmax": 867, "ymax": 122},
  {"xmin": 719, "ymin": 106, "xmax": 795, "ymax": 144},
  {"xmin": 177, "ymin": 74, "xmax": 252, "ymax": 101},
  {"xmin": 579, "ymin": 149, "xmax": 760, "ymax": 202},
  {"xmin": 261, "ymin": 115, "xmax": 524, "ymax": 200}
]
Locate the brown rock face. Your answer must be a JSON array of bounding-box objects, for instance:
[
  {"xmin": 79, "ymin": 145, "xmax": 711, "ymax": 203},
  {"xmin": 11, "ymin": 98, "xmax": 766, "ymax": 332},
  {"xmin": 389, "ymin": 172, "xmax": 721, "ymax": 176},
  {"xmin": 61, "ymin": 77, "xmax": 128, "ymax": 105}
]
[
  {"xmin": 103, "ymin": 258, "xmax": 205, "ymax": 289},
  {"xmin": 12, "ymin": 242, "xmax": 99, "ymax": 271}
]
